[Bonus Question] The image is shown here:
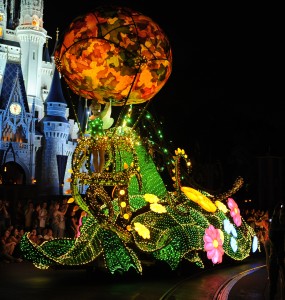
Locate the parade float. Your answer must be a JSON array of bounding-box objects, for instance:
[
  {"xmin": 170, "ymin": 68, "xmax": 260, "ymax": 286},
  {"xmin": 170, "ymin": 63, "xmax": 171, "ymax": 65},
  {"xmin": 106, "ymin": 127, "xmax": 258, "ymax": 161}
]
[{"xmin": 20, "ymin": 6, "xmax": 258, "ymax": 274}]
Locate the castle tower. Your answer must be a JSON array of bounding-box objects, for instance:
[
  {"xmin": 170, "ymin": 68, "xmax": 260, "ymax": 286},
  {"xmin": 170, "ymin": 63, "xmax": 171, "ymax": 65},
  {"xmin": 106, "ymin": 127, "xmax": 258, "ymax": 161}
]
[
  {"xmin": 39, "ymin": 68, "xmax": 75, "ymax": 195},
  {"xmin": 15, "ymin": 0, "xmax": 46, "ymax": 118}
]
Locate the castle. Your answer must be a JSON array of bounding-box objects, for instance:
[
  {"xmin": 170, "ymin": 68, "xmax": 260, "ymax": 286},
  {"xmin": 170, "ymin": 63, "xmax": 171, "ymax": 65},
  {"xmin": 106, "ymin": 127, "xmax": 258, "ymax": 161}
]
[{"xmin": 0, "ymin": 0, "xmax": 79, "ymax": 200}]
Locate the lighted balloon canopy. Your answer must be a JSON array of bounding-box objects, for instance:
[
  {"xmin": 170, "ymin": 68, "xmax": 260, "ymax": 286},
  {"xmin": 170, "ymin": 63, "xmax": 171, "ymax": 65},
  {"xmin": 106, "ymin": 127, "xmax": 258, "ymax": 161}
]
[{"xmin": 54, "ymin": 6, "xmax": 172, "ymax": 106}]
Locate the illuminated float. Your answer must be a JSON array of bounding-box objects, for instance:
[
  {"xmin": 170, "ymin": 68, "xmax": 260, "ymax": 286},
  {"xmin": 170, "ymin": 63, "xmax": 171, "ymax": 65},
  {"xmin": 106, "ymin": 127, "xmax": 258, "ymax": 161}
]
[{"xmin": 20, "ymin": 6, "xmax": 258, "ymax": 274}]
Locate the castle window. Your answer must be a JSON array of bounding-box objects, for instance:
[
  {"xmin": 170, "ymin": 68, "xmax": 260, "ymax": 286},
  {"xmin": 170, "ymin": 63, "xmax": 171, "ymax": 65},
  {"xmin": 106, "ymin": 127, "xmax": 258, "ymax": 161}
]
[
  {"xmin": 1, "ymin": 124, "xmax": 27, "ymax": 143},
  {"xmin": 33, "ymin": 51, "xmax": 35, "ymax": 60}
]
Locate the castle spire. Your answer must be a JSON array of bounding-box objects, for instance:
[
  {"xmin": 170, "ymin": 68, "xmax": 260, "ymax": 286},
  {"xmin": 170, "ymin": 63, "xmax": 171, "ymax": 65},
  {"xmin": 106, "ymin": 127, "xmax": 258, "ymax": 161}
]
[
  {"xmin": 45, "ymin": 68, "xmax": 66, "ymax": 104},
  {"xmin": 52, "ymin": 27, "xmax": 60, "ymax": 57}
]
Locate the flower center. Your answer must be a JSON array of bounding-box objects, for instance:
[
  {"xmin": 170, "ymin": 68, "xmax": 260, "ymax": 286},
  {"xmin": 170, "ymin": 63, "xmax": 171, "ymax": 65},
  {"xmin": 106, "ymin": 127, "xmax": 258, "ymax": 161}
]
[{"xmin": 213, "ymin": 239, "xmax": 219, "ymax": 248}]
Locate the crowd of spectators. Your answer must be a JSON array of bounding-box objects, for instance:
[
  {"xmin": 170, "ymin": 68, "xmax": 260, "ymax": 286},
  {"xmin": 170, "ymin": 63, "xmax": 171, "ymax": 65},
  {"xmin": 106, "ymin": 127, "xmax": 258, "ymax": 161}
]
[
  {"xmin": 242, "ymin": 208, "xmax": 270, "ymax": 249},
  {"xmin": 242, "ymin": 208, "xmax": 271, "ymax": 274},
  {"xmin": 0, "ymin": 197, "xmax": 82, "ymax": 263}
]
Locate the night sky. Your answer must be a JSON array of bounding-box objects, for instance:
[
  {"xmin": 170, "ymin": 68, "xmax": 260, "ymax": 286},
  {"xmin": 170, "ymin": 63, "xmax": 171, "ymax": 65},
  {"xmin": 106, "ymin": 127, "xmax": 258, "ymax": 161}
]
[{"xmin": 43, "ymin": 1, "xmax": 283, "ymax": 198}]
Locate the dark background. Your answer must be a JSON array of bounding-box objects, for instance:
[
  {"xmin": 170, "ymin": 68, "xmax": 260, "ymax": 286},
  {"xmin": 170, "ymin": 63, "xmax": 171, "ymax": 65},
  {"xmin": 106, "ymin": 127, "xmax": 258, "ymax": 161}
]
[{"xmin": 42, "ymin": 1, "xmax": 283, "ymax": 207}]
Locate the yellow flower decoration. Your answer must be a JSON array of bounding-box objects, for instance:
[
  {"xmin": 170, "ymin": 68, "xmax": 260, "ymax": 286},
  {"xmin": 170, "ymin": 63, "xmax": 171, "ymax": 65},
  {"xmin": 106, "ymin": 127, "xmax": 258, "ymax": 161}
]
[
  {"xmin": 144, "ymin": 194, "xmax": 159, "ymax": 204},
  {"xmin": 150, "ymin": 203, "xmax": 167, "ymax": 213},
  {"xmin": 181, "ymin": 186, "xmax": 217, "ymax": 213},
  {"xmin": 134, "ymin": 222, "xmax": 150, "ymax": 239},
  {"xmin": 68, "ymin": 169, "xmax": 73, "ymax": 174},
  {"xmin": 67, "ymin": 197, "xmax": 74, "ymax": 203},
  {"xmin": 215, "ymin": 200, "xmax": 228, "ymax": 213}
]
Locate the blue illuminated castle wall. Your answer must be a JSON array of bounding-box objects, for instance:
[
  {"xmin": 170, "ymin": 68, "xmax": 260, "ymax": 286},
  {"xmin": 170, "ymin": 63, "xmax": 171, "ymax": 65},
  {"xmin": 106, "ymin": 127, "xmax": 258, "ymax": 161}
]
[{"xmin": 0, "ymin": 0, "xmax": 78, "ymax": 197}]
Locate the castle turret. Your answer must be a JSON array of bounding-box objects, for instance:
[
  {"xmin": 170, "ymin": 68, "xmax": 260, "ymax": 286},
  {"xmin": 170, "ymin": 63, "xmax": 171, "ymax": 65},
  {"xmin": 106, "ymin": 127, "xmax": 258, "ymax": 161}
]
[
  {"xmin": 15, "ymin": 0, "xmax": 46, "ymax": 113},
  {"xmin": 39, "ymin": 68, "xmax": 71, "ymax": 195}
]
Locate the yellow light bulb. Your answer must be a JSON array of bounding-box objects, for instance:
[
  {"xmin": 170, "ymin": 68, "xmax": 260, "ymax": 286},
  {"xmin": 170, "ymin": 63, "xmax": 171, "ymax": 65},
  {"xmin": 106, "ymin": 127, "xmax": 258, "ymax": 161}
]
[{"xmin": 123, "ymin": 213, "xmax": 129, "ymax": 219}]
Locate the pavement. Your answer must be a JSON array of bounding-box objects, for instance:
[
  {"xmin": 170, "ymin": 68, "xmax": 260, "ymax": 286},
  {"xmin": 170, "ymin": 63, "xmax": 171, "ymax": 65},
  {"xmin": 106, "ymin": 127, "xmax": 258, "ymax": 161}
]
[
  {"xmin": 0, "ymin": 253, "xmax": 283, "ymax": 300},
  {"xmin": 162, "ymin": 256, "xmax": 270, "ymax": 299}
]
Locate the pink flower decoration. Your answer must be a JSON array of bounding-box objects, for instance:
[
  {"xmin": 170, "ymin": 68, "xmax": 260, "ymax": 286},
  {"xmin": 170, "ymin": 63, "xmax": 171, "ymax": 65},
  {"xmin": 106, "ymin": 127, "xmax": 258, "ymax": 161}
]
[
  {"xmin": 227, "ymin": 198, "xmax": 242, "ymax": 227},
  {"xmin": 203, "ymin": 225, "xmax": 224, "ymax": 264}
]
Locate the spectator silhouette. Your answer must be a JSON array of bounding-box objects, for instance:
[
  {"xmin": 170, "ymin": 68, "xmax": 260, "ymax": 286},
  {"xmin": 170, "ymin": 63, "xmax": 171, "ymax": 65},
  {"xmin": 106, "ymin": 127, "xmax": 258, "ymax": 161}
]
[
  {"xmin": 38, "ymin": 201, "xmax": 48, "ymax": 235},
  {"xmin": 268, "ymin": 202, "xmax": 285, "ymax": 299},
  {"xmin": 0, "ymin": 199, "xmax": 8, "ymax": 235},
  {"xmin": 14, "ymin": 201, "xmax": 25, "ymax": 229},
  {"xmin": 65, "ymin": 206, "xmax": 78, "ymax": 238},
  {"xmin": 52, "ymin": 201, "xmax": 68, "ymax": 238},
  {"xmin": 24, "ymin": 201, "xmax": 34, "ymax": 232}
]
